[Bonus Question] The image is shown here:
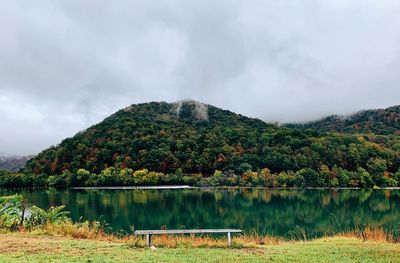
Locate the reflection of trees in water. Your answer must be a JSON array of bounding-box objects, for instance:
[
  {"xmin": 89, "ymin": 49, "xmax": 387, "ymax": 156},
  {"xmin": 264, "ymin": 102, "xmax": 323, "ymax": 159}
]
[{"xmin": 10, "ymin": 189, "xmax": 400, "ymax": 236}]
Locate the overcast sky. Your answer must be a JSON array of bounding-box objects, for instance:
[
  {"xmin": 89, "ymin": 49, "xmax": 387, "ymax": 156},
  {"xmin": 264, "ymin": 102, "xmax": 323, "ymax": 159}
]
[{"xmin": 1, "ymin": 0, "xmax": 400, "ymax": 155}]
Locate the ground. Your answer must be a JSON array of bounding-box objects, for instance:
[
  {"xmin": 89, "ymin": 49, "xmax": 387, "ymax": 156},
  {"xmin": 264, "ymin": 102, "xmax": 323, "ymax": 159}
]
[{"xmin": 0, "ymin": 234, "xmax": 399, "ymax": 262}]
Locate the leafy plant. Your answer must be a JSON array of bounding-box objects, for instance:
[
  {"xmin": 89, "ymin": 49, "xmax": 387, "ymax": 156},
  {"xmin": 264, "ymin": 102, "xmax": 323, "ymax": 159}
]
[
  {"xmin": 0, "ymin": 195, "xmax": 23, "ymax": 230},
  {"xmin": 25, "ymin": 205, "xmax": 70, "ymax": 229}
]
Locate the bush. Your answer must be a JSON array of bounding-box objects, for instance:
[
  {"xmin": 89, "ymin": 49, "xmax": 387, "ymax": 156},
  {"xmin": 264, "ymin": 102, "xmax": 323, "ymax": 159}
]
[
  {"xmin": 132, "ymin": 169, "xmax": 149, "ymax": 185},
  {"xmin": 380, "ymin": 177, "xmax": 397, "ymax": 187},
  {"xmin": 0, "ymin": 194, "xmax": 72, "ymax": 231},
  {"xmin": 393, "ymin": 170, "xmax": 400, "ymax": 186},
  {"xmin": 0, "ymin": 195, "xmax": 23, "ymax": 230},
  {"xmin": 183, "ymin": 174, "xmax": 203, "ymax": 186},
  {"xmin": 25, "ymin": 205, "xmax": 70, "ymax": 229}
]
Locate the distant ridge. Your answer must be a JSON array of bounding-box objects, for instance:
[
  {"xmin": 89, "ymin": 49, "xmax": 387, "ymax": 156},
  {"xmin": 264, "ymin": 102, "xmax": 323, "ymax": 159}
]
[
  {"xmin": 287, "ymin": 105, "xmax": 400, "ymax": 135},
  {"xmin": 0, "ymin": 156, "xmax": 32, "ymax": 172}
]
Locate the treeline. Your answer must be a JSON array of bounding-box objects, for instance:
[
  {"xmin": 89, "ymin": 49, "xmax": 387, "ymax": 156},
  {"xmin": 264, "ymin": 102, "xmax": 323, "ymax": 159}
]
[{"xmin": 2, "ymin": 163, "xmax": 400, "ymax": 188}]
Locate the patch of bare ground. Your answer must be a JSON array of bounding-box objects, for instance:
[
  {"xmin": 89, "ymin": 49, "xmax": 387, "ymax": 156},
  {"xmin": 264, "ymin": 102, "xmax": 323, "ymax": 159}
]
[
  {"xmin": 0, "ymin": 234, "xmax": 72, "ymax": 254},
  {"xmin": 241, "ymin": 248, "xmax": 267, "ymax": 256},
  {"xmin": 0, "ymin": 234, "xmax": 117, "ymax": 256}
]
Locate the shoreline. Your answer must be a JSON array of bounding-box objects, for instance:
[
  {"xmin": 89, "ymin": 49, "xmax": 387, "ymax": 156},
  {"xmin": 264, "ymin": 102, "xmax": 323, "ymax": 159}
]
[
  {"xmin": 69, "ymin": 185, "xmax": 400, "ymax": 190},
  {"xmin": 2, "ymin": 186, "xmax": 400, "ymax": 191},
  {"xmin": 72, "ymin": 185, "xmax": 193, "ymax": 190}
]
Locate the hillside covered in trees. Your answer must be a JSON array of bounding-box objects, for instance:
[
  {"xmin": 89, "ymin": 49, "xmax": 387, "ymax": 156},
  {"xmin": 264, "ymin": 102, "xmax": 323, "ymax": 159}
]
[
  {"xmin": 287, "ymin": 105, "xmax": 400, "ymax": 135},
  {"xmin": 1, "ymin": 101, "xmax": 400, "ymax": 188}
]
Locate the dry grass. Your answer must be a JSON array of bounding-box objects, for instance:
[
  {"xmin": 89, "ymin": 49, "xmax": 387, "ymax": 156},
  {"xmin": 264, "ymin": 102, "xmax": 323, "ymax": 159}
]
[
  {"xmin": 3, "ymin": 221, "xmax": 399, "ymax": 249},
  {"xmin": 337, "ymin": 226, "xmax": 399, "ymax": 243},
  {"xmin": 19, "ymin": 220, "xmax": 119, "ymax": 242},
  {"xmin": 58, "ymin": 226, "xmax": 400, "ymax": 248},
  {"xmin": 126, "ymin": 233, "xmax": 282, "ymax": 248}
]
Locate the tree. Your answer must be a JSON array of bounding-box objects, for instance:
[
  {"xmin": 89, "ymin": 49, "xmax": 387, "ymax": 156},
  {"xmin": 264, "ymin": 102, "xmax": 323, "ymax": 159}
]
[
  {"xmin": 238, "ymin": 163, "xmax": 252, "ymax": 174},
  {"xmin": 296, "ymin": 168, "xmax": 321, "ymax": 187},
  {"xmin": 318, "ymin": 164, "xmax": 331, "ymax": 186},
  {"xmin": 119, "ymin": 168, "xmax": 134, "ymax": 185},
  {"xmin": 132, "ymin": 169, "xmax": 149, "ymax": 185},
  {"xmin": 393, "ymin": 169, "xmax": 400, "ymax": 186},
  {"xmin": 337, "ymin": 168, "xmax": 350, "ymax": 187},
  {"xmin": 47, "ymin": 174, "xmax": 67, "ymax": 188},
  {"xmin": 294, "ymin": 170, "xmax": 305, "ymax": 187},
  {"xmin": 210, "ymin": 170, "xmax": 223, "ymax": 186},
  {"xmin": 356, "ymin": 167, "xmax": 373, "ymax": 188},
  {"xmin": 66, "ymin": 170, "xmax": 77, "ymax": 186},
  {"xmin": 76, "ymin": 169, "xmax": 90, "ymax": 185},
  {"xmin": 347, "ymin": 143, "xmax": 361, "ymax": 170},
  {"xmin": 367, "ymin": 158, "xmax": 388, "ymax": 185},
  {"xmin": 98, "ymin": 167, "xmax": 118, "ymax": 186}
]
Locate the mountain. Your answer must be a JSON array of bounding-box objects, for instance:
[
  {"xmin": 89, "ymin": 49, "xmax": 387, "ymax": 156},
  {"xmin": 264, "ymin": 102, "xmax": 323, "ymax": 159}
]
[
  {"xmin": 24, "ymin": 101, "xmax": 275, "ymax": 175},
  {"xmin": 287, "ymin": 105, "xmax": 400, "ymax": 135},
  {"xmin": 23, "ymin": 101, "xmax": 400, "ymax": 184},
  {"xmin": 0, "ymin": 156, "xmax": 32, "ymax": 172}
]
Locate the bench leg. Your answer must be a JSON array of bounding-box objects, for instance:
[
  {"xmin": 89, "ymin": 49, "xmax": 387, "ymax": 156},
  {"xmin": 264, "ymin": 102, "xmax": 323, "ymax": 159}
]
[
  {"xmin": 146, "ymin": 234, "xmax": 152, "ymax": 246},
  {"xmin": 227, "ymin": 232, "xmax": 232, "ymax": 247}
]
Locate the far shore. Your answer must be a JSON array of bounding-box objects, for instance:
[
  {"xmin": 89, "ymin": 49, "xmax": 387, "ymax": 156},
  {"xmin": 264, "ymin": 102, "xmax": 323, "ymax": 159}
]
[
  {"xmin": 70, "ymin": 185, "xmax": 400, "ymax": 190},
  {"xmin": 72, "ymin": 185, "xmax": 193, "ymax": 190}
]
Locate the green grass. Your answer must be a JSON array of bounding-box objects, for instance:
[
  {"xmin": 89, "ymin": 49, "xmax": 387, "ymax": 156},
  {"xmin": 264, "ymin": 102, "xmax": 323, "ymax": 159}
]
[{"xmin": 0, "ymin": 234, "xmax": 399, "ymax": 262}]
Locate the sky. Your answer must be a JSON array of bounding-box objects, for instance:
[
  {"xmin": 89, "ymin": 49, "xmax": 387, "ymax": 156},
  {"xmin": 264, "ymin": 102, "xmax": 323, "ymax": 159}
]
[{"xmin": 1, "ymin": 0, "xmax": 400, "ymax": 155}]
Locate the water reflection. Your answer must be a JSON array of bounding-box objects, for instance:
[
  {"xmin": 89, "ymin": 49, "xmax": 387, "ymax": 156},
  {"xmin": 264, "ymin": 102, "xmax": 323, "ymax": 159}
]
[{"xmin": 2, "ymin": 189, "xmax": 400, "ymax": 237}]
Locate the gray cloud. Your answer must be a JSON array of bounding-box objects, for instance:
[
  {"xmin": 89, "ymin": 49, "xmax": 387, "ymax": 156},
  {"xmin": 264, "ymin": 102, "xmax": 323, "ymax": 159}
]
[{"xmin": 1, "ymin": 0, "xmax": 400, "ymax": 155}]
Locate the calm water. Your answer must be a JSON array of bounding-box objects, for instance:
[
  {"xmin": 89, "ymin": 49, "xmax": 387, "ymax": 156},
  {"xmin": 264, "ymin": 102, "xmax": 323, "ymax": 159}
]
[{"xmin": 2, "ymin": 188, "xmax": 400, "ymax": 237}]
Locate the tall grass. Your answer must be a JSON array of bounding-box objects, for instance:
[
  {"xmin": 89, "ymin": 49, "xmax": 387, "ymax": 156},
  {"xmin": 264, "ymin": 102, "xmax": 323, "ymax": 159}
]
[{"xmin": 4, "ymin": 221, "xmax": 400, "ymax": 248}]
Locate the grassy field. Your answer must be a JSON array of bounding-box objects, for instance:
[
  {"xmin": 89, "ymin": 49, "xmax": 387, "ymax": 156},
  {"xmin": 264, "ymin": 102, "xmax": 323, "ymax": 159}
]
[{"xmin": 0, "ymin": 233, "xmax": 399, "ymax": 262}]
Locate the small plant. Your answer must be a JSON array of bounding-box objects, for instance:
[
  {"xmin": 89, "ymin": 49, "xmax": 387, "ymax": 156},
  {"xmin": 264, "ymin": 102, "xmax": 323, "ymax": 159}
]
[
  {"xmin": 287, "ymin": 226, "xmax": 308, "ymax": 241},
  {"xmin": 25, "ymin": 205, "xmax": 70, "ymax": 229},
  {"xmin": 0, "ymin": 195, "xmax": 23, "ymax": 230}
]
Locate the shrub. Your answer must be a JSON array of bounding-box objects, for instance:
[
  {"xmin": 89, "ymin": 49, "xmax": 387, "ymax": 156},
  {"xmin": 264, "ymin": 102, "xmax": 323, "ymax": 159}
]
[
  {"xmin": 25, "ymin": 205, "xmax": 70, "ymax": 229},
  {"xmin": 132, "ymin": 169, "xmax": 149, "ymax": 185},
  {"xmin": 0, "ymin": 195, "xmax": 23, "ymax": 230}
]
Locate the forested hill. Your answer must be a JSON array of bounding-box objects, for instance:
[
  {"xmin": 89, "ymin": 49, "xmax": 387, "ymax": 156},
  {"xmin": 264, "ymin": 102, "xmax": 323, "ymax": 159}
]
[
  {"xmin": 18, "ymin": 100, "xmax": 400, "ymax": 188},
  {"xmin": 24, "ymin": 101, "xmax": 274, "ymax": 175},
  {"xmin": 287, "ymin": 105, "xmax": 400, "ymax": 135}
]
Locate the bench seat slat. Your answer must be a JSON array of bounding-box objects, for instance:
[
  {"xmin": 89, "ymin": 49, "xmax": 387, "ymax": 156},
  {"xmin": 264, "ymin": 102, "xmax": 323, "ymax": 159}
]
[{"xmin": 134, "ymin": 229, "xmax": 242, "ymax": 235}]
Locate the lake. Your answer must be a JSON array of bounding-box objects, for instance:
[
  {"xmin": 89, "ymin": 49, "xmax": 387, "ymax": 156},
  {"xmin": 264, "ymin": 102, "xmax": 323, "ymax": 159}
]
[{"xmin": 2, "ymin": 188, "xmax": 400, "ymax": 237}]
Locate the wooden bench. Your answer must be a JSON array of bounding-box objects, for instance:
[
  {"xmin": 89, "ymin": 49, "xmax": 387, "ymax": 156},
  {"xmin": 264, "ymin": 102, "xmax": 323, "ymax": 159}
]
[{"xmin": 134, "ymin": 229, "xmax": 243, "ymax": 247}]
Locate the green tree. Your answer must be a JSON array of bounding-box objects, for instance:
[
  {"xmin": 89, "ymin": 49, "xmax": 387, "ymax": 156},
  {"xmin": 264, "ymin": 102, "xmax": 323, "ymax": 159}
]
[
  {"xmin": 76, "ymin": 168, "xmax": 90, "ymax": 185},
  {"xmin": 296, "ymin": 168, "xmax": 321, "ymax": 187},
  {"xmin": 238, "ymin": 163, "xmax": 252, "ymax": 174},
  {"xmin": 367, "ymin": 158, "xmax": 388, "ymax": 186}
]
